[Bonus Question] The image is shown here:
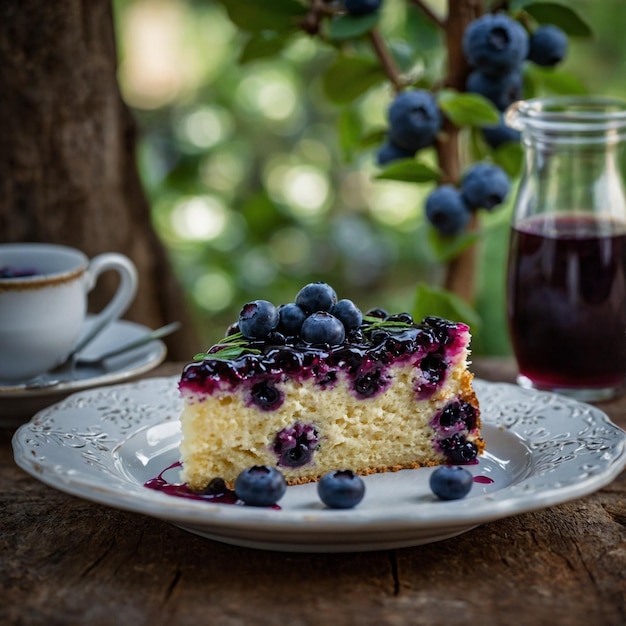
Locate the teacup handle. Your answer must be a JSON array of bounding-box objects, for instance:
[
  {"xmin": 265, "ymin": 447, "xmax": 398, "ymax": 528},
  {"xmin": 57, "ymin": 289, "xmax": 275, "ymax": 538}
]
[{"xmin": 71, "ymin": 252, "xmax": 138, "ymax": 356}]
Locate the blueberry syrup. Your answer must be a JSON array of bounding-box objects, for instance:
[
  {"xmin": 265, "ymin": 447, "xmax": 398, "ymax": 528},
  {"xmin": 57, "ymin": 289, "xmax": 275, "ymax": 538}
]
[
  {"xmin": 180, "ymin": 317, "xmax": 470, "ymax": 403},
  {"xmin": 144, "ymin": 462, "xmax": 282, "ymax": 509},
  {"xmin": 144, "ymin": 461, "xmax": 239, "ymax": 503},
  {"xmin": 473, "ymin": 475, "xmax": 494, "ymax": 484}
]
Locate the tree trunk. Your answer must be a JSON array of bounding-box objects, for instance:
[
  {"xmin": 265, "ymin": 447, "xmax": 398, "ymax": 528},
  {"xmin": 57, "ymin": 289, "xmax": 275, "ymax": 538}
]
[
  {"xmin": 440, "ymin": 0, "xmax": 484, "ymax": 303},
  {"xmin": 0, "ymin": 0, "xmax": 198, "ymax": 360}
]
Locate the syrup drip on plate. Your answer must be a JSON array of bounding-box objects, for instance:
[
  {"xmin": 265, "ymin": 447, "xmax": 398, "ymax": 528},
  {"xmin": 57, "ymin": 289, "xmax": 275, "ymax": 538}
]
[{"xmin": 144, "ymin": 461, "xmax": 281, "ymax": 509}]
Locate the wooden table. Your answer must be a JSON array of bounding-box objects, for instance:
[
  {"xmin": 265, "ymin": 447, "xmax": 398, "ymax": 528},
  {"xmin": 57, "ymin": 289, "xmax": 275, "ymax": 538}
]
[{"xmin": 2, "ymin": 359, "xmax": 626, "ymax": 626}]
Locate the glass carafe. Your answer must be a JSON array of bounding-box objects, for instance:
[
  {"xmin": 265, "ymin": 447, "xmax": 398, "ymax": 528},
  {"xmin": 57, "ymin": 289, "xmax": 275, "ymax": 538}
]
[{"xmin": 505, "ymin": 96, "xmax": 626, "ymax": 401}]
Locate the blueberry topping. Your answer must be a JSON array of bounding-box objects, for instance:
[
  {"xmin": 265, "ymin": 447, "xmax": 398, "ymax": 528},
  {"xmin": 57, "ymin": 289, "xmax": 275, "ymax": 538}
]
[
  {"xmin": 273, "ymin": 422, "xmax": 319, "ymax": 468},
  {"xmin": 385, "ymin": 312, "xmax": 414, "ymax": 325},
  {"xmin": 332, "ymin": 299, "xmax": 363, "ymax": 332},
  {"xmin": 295, "ymin": 282, "xmax": 338, "ymax": 314},
  {"xmin": 429, "ymin": 465, "xmax": 473, "ymax": 500},
  {"xmin": 317, "ymin": 470, "xmax": 366, "ymax": 509},
  {"xmin": 277, "ymin": 303, "xmax": 307, "ymax": 336},
  {"xmin": 440, "ymin": 434, "xmax": 478, "ymax": 464},
  {"xmin": 234, "ymin": 465, "xmax": 287, "ymax": 507},
  {"xmin": 238, "ymin": 300, "xmax": 279, "ymax": 340},
  {"xmin": 301, "ymin": 312, "xmax": 346, "ymax": 346},
  {"xmin": 364, "ymin": 308, "xmax": 388, "ymax": 320},
  {"xmin": 250, "ymin": 381, "xmax": 283, "ymax": 410}
]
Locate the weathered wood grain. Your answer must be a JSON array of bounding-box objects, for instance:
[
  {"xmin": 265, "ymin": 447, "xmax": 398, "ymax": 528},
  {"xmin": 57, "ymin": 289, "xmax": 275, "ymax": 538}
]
[{"xmin": 1, "ymin": 360, "xmax": 625, "ymax": 626}]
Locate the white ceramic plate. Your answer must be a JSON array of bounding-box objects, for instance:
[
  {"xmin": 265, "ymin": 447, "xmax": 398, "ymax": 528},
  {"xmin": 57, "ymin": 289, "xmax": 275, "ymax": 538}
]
[
  {"xmin": 12, "ymin": 377, "xmax": 626, "ymax": 553},
  {"xmin": 0, "ymin": 319, "xmax": 166, "ymax": 422}
]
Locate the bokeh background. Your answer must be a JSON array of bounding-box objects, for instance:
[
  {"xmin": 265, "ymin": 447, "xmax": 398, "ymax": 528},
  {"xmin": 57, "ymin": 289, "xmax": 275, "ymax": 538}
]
[{"xmin": 111, "ymin": 0, "xmax": 623, "ymax": 354}]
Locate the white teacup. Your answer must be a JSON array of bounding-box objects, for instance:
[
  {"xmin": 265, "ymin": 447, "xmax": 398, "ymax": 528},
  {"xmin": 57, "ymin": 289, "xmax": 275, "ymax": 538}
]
[{"xmin": 0, "ymin": 243, "xmax": 138, "ymax": 383}]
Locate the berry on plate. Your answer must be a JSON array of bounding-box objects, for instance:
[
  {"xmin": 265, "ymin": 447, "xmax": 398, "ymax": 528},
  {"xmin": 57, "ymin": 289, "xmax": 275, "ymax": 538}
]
[
  {"xmin": 318, "ymin": 469, "xmax": 366, "ymax": 509},
  {"xmin": 429, "ymin": 465, "xmax": 473, "ymax": 500}
]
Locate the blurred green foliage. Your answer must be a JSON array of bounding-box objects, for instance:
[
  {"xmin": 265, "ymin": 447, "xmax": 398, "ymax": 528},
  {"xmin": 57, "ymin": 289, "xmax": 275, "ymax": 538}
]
[{"xmin": 112, "ymin": 0, "xmax": 623, "ymax": 354}]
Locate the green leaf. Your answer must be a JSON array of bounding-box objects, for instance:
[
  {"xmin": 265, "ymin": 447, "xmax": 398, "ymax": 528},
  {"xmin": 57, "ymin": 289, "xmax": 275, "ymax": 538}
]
[
  {"xmin": 375, "ymin": 159, "xmax": 440, "ymax": 183},
  {"xmin": 327, "ymin": 13, "xmax": 380, "ymax": 41},
  {"xmin": 218, "ymin": 0, "xmax": 306, "ymax": 33},
  {"xmin": 522, "ymin": 2, "xmax": 593, "ymax": 37},
  {"xmin": 412, "ymin": 283, "xmax": 482, "ymax": 332},
  {"xmin": 338, "ymin": 108, "xmax": 363, "ymax": 163},
  {"xmin": 491, "ymin": 142, "xmax": 524, "ymax": 177},
  {"xmin": 426, "ymin": 226, "xmax": 482, "ymax": 263},
  {"xmin": 359, "ymin": 128, "xmax": 387, "ymax": 149},
  {"xmin": 438, "ymin": 91, "xmax": 500, "ymax": 127},
  {"xmin": 239, "ymin": 33, "xmax": 290, "ymax": 64},
  {"xmin": 526, "ymin": 65, "xmax": 587, "ymax": 95},
  {"xmin": 321, "ymin": 56, "xmax": 387, "ymax": 104}
]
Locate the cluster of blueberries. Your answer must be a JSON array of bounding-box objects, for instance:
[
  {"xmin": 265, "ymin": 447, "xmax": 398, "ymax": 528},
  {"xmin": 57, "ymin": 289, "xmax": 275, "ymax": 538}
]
[
  {"xmin": 425, "ymin": 161, "xmax": 511, "ymax": 236},
  {"xmin": 374, "ymin": 11, "xmax": 568, "ymax": 236},
  {"xmin": 464, "ymin": 13, "xmax": 568, "ymax": 148},
  {"xmin": 233, "ymin": 462, "xmax": 472, "ymax": 508},
  {"xmin": 238, "ymin": 281, "xmax": 362, "ymax": 347},
  {"xmin": 234, "ymin": 465, "xmax": 367, "ymax": 508}
]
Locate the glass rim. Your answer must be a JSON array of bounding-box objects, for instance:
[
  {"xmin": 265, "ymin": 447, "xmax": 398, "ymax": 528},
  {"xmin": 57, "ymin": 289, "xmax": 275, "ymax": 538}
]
[{"xmin": 506, "ymin": 96, "xmax": 626, "ymax": 137}]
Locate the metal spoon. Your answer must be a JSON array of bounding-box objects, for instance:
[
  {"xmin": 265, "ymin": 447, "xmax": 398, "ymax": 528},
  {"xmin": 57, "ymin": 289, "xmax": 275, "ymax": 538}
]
[{"xmin": 16, "ymin": 321, "xmax": 181, "ymax": 390}]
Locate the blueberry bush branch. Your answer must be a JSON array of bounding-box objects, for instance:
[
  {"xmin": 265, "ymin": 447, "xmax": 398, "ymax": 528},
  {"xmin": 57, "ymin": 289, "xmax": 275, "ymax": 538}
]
[{"xmin": 213, "ymin": 0, "xmax": 590, "ymax": 326}]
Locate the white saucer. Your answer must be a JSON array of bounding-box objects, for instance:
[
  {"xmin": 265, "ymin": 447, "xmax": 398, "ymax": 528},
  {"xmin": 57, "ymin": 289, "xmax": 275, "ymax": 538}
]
[
  {"xmin": 11, "ymin": 378, "xmax": 626, "ymax": 552},
  {"xmin": 0, "ymin": 318, "xmax": 167, "ymax": 423}
]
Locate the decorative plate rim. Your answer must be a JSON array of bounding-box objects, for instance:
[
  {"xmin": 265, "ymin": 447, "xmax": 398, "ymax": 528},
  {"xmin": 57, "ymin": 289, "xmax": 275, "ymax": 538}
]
[{"xmin": 11, "ymin": 376, "xmax": 626, "ymax": 534}]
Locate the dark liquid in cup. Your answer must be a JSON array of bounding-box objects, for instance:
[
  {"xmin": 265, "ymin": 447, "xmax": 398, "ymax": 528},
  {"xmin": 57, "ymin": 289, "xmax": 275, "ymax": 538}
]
[
  {"xmin": 0, "ymin": 266, "xmax": 38, "ymax": 279},
  {"xmin": 507, "ymin": 214, "xmax": 626, "ymax": 390}
]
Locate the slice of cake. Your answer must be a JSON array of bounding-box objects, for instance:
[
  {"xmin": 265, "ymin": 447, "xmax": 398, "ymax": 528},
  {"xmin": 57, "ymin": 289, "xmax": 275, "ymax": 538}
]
[{"xmin": 179, "ymin": 282, "xmax": 483, "ymax": 491}]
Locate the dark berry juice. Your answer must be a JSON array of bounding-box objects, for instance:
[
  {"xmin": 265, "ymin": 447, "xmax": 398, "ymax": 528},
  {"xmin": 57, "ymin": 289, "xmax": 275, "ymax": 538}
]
[{"xmin": 507, "ymin": 214, "xmax": 626, "ymax": 392}]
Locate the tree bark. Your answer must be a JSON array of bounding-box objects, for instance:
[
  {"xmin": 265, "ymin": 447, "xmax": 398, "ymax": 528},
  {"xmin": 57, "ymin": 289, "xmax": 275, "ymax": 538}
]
[
  {"xmin": 440, "ymin": 0, "xmax": 484, "ymax": 302},
  {"xmin": 0, "ymin": 0, "xmax": 198, "ymax": 360}
]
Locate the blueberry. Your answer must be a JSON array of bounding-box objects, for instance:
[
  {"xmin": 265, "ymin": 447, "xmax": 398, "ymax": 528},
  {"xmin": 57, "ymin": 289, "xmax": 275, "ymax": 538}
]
[
  {"xmin": 273, "ymin": 422, "xmax": 319, "ymax": 468},
  {"xmin": 463, "ymin": 14, "xmax": 529, "ymax": 77},
  {"xmin": 429, "ymin": 465, "xmax": 473, "ymax": 500},
  {"xmin": 250, "ymin": 381, "xmax": 284, "ymax": 411},
  {"xmin": 440, "ymin": 434, "xmax": 478, "ymax": 464},
  {"xmin": 387, "ymin": 90, "xmax": 442, "ymax": 153},
  {"xmin": 439, "ymin": 401, "xmax": 478, "ymax": 430},
  {"xmin": 365, "ymin": 307, "xmax": 388, "ymax": 320},
  {"xmin": 344, "ymin": 0, "xmax": 382, "ymax": 16},
  {"xmin": 295, "ymin": 281, "xmax": 338, "ymax": 314},
  {"xmin": 461, "ymin": 162, "xmax": 510, "ymax": 210},
  {"xmin": 277, "ymin": 303, "xmax": 307, "ymax": 336},
  {"xmin": 234, "ymin": 465, "xmax": 287, "ymax": 507},
  {"xmin": 481, "ymin": 114, "xmax": 521, "ymax": 149},
  {"xmin": 238, "ymin": 300, "xmax": 279, "ymax": 340},
  {"xmin": 528, "ymin": 25, "xmax": 568, "ymax": 67},
  {"xmin": 385, "ymin": 312, "xmax": 413, "ymax": 324},
  {"xmin": 466, "ymin": 69, "xmax": 522, "ymax": 111},
  {"xmin": 425, "ymin": 185, "xmax": 471, "ymax": 236},
  {"xmin": 301, "ymin": 312, "xmax": 346, "ymax": 346},
  {"xmin": 332, "ymin": 299, "xmax": 363, "ymax": 332},
  {"xmin": 376, "ymin": 140, "xmax": 415, "ymax": 166},
  {"xmin": 317, "ymin": 470, "xmax": 365, "ymax": 509}
]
